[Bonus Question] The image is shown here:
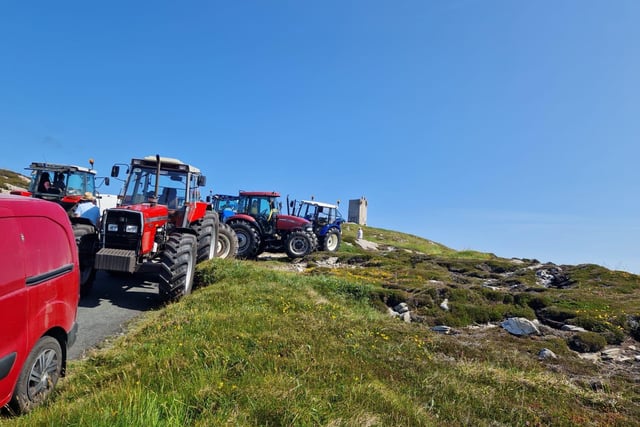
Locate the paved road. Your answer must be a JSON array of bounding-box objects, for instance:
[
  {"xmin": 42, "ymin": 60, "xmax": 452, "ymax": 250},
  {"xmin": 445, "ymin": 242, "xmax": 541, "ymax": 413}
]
[{"xmin": 69, "ymin": 271, "xmax": 163, "ymax": 360}]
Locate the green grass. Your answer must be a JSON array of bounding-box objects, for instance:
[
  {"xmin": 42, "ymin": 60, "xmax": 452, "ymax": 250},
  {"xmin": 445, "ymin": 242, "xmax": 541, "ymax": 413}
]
[
  {"xmin": 0, "ymin": 169, "xmax": 29, "ymax": 192},
  {"xmin": 3, "ymin": 225, "xmax": 640, "ymax": 426}
]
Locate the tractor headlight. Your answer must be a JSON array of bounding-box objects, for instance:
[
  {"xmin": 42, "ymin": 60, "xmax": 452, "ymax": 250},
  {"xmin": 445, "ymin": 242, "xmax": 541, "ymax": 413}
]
[
  {"xmin": 125, "ymin": 224, "xmax": 139, "ymax": 233},
  {"xmin": 305, "ymin": 225, "xmax": 313, "ymax": 233},
  {"xmin": 107, "ymin": 223, "xmax": 118, "ymax": 232}
]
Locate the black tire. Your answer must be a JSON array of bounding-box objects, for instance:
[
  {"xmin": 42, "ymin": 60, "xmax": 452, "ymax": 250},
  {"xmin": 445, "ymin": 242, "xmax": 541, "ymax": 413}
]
[
  {"xmin": 322, "ymin": 229, "xmax": 342, "ymax": 252},
  {"xmin": 9, "ymin": 336, "xmax": 63, "ymax": 414},
  {"xmin": 307, "ymin": 231, "xmax": 319, "ymax": 252},
  {"xmin": 73, "ymin": 223, "xmax": 98, "ymax": 297},
  {"xmin": 216, "ymin": 222, "xmax": 238, "ymax": 259},
  {"xmin": 191, "ymin": 211, "xmax": 219, "ymax": 263},
  {"xmin": 285, "ymin": 230, "xmax": 313, "ymax": 258},
  {"xmin": 230, "ymin": 221, "xmax": 261, "ymax": 259},
  {"xmin": 159, "ymin": 233, "xmax": 197, "ymax": 302}
]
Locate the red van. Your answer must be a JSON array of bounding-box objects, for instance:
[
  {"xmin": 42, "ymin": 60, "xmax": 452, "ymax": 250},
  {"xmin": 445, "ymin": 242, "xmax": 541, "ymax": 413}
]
[{"xmin": 0, "ymin": 194, "xmax": 79, "ymax": 414}]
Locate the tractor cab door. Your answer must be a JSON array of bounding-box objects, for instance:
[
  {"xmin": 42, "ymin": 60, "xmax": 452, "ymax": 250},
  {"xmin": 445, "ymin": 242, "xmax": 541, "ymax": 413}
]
[{"xmin": 256, "ymin": 197, "xmax": 278, "ymax": 234}]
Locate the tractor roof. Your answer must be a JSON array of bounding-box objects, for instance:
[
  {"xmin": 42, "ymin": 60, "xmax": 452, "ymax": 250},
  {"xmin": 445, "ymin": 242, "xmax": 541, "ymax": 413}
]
[
  {"xmin": 301, "ymin": 200, "xmax": 339, "ymax": 209},
  {"xmin": 27, "ymin": 162, "xmax": 96, "ymax": 175},
  {"xmin": 239, "ymin": 191, "xmax": 280, "ymax": 198},
  {"xmin": 213, "ymin": 194, "xmax": 238, "ymax": 200},
  {"xmin": 133, "ymin": 156, "xmax": 201, "ymax": 174}
]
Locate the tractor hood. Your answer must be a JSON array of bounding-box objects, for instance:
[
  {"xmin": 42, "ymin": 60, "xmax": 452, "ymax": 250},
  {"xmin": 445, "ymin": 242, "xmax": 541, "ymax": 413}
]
[
  {"xmin": 110, "ymin": 203, "xmax": 169, "ymax": 222},
  {"xmin": 276, "ymin": 214, "xmax": 312, "ymax": 232}
]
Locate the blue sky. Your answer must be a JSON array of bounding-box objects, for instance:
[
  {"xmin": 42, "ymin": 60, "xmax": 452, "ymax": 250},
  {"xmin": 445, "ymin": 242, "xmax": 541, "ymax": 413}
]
[{"xmin": 1, "ymin": 1, "xmax": 639, "ymax": 273}]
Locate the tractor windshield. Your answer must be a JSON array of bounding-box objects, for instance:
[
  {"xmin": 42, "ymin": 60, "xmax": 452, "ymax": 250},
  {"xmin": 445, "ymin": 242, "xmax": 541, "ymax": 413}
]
[
  {"xmin": 29, "ymin": 169, "xmax": 96, "ymax": 197},
  {"xmin": 238, "ymin": 195, "xmax": 277, "ymax": 217},
  {"xmin": 121, "ymin": 167, "xmax": 189, "ymax": 209},
  {"xmin": 297, "ymin": 202, "xmax": 343, "ymax": 224}
]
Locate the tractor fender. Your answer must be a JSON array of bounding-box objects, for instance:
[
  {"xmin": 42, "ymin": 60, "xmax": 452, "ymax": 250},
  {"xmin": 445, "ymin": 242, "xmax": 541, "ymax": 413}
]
[
  {"xmin": 228, "ymin": 218, "xmax": 263, "ymax": 235},
  {"xmin": 70, "ymin": 216, "xmax": 98, "ymax": 231},
  {"xmin": 172, "ymin": 227, "xmax": 198, "ymax": 237},
  {"xmin": 318, "ymin": 224, "xmax": 342, "ymax": 238},
  {"xmin": 227, "ymin": 214, "xmax": 258, "ymax": 225}
]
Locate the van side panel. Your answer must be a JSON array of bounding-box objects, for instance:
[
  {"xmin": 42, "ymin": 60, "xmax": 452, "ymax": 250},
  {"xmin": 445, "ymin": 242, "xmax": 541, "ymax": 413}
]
[
  {"xmin": 20, "ymin": 216, "xmax": 80, "ymax": 342},
  {"xmin": 0, "ymin": 196, "xmax": 80, "ymax": 410},
  {"xmin": 0, "ymin": 216, "xmax": 28, "ymax": 406}
]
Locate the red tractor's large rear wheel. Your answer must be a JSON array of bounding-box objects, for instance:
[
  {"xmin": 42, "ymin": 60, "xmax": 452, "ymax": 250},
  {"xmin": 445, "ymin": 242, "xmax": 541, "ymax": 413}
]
[
  {"xmin": 216, "ymin": 222, "xmax": 238, "ymax": 259},
  {"xmin": 159, "ymin": 233, "xmax": 197, "ymax": 302},
  {"xmin": 191, "ymin": 211, "xmax": 219, "ymax": 263},
  {"xmin": 231, "ymin": 221, "xmax": 261, "ymax": 259}
]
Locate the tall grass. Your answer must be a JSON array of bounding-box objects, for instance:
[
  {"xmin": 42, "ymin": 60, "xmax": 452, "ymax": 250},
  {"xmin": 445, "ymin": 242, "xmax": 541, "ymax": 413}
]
[{"xmin": 4, "ymin": 259, "xmax": 637, "ymax": 426}]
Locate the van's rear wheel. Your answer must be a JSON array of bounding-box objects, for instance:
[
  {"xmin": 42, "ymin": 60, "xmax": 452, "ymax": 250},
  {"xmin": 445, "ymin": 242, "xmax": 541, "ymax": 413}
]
[
  {"xmin": 159, "ymin": 233, "xmax": 197, "ymax": 302},
  {"xmin": 9, "ymin": 336, "xmax": 63, "ymax": 414}
]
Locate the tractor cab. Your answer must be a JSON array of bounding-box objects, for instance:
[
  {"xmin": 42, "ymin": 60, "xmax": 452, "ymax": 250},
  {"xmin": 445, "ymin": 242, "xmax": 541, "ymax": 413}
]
[
  {"xmin": 210, "ymin": 194, "xmax": 240, "ymax": 222},
  {"xmin": 288, "ymin": 199, "xmax": 344, "ymax": 252},
  {"xmin": 236, "ymin": 192, "xmax": 280, "ymax": 234},
  {"xmin": 114, "ymin": 157, "xmax": 203, "ymax": 210},
  {"xmin": 13, "ymin": 161, "xmax": 107, "ymax": 214}
]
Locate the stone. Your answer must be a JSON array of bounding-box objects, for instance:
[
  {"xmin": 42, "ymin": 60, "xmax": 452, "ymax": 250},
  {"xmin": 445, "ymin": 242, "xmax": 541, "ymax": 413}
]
[
  {"xmin": 501, "ymin": 317, "xmax": 541, "ymax": 336},
  {"xmin": 538, "ymin": 348, "xmax": 558, "ymax": 359}
]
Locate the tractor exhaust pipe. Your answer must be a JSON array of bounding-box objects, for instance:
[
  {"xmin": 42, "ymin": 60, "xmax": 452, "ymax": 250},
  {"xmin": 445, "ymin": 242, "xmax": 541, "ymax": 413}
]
[{"xmin": 150, "ymin": 154, "xmax": 161, "ymax": 206}]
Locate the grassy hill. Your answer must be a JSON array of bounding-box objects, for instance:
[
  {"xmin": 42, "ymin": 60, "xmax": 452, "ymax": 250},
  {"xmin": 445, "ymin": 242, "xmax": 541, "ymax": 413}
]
[
  {"xmin": 0, "ymin": 169, "xmax": 30, "ymax": 193},
  {"xmin": 2, "ymin": 224, "xmax": 639, "ymax": 426}
]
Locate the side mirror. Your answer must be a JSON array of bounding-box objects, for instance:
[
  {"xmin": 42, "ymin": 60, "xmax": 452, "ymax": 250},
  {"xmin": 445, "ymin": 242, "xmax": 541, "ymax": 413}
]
[
  {"xmin": 198, "ymin": 175, "xmax": 207, "ymax": 187},
  {"xmin": 111, "ymin": 165, "xmax": 120, "ymax": 178},
  {"xmin": 104, "ymin": 177, "xmax": 110, "ymax": 186}
]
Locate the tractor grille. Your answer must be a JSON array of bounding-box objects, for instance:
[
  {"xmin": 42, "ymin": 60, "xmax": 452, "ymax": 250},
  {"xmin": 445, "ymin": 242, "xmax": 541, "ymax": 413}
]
[
  {"xmin": 102, "ymin": 209, "xmax": 143, "ymax": 251},
  {"xmin": 95, "ymin": 248, "xmax": 137, "ymax": 273}
]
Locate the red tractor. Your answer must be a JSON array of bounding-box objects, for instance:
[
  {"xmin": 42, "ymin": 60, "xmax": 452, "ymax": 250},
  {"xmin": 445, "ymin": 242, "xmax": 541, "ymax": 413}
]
[
  {"xmin": 214, "ymin": 191, "xmax": 317, "ymax": 259},
  {"xmin": 10, "ymin": 160, "xmax": 108, "ymax": 296},
  {"xmin": 95, "ymin": 155, "xmax": 222, "ymax": 301}
]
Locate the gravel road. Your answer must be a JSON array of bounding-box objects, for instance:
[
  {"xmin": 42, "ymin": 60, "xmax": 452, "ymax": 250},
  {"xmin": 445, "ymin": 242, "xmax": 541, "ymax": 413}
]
[{"xmin": 69, "ymin": 271, "xmax": 163, "ymax": 360}]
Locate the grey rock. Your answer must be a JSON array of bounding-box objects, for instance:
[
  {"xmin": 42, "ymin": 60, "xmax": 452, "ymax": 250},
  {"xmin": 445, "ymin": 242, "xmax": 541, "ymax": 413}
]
[
  {"xmin": 501, "ymin": 317, "xmax": 541, "ymax": 336},
  {"xmin": 538, "ymin": 348, "xmax": 558, "ymax": 359}
]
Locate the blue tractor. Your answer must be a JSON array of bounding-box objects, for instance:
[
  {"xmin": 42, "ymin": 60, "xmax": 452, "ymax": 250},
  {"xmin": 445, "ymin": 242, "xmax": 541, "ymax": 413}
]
[{"xmin": 287, "ymin": 198, "xmax": 344, "ymax": 252}]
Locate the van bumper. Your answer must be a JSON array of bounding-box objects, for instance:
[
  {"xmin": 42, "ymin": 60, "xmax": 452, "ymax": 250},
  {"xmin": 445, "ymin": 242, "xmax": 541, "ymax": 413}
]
[{"xmin": 68, "ymin": 321, "xmax": 79, "ymax": 348}]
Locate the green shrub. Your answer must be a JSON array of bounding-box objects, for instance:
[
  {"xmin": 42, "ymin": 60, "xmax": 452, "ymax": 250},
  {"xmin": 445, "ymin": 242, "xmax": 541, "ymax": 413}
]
[
  {"xmin": 567, "ymin": 332, "xmax": 607, "ymax": 353},
  {"xmin": 538, "ymin": 306, "xmax": 576, "ymax": 323},
  {"xmin": 514, "ymin": 293, "xmax": 550, "ymax": 310}
]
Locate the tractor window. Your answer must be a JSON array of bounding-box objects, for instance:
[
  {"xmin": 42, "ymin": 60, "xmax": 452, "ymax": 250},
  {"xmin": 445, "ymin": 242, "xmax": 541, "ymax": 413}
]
[
  {"xmin": 188, "ymin": 174, "xmax": 200, "ymax": 202},
  {"xmin": 122, "ymin": 168, "xmax": 152, "ymax": 204},
  {"xmin": 258, "ymin": 199, "xmax": 271, "ymax": 215},
  {"xmin": 157, "ymin": 172, "xmax": 187, "ymax": 208},
  {"xmin": 67, "ymin": 173, "xmax": 85, "ymax": 195}
]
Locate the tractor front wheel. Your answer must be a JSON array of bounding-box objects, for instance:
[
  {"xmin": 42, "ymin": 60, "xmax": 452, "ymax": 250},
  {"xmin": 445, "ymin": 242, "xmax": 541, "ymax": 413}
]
[
  {"xmin": 216, "ymin": 222, "xmax": 239, "ymax": 259},
  {"xmin": 285, "ymin": 230, "xmax": 314, "ymax": 259},
  {"xmin": 73, "ymin": 223, "xmax": 98, "ymax": 297},
  {"xmin": 322, "ymin": 229, "xmax": 342, "ymax": 252},
  {"xmin": 231, "ymin": 221, "xmax": 261, "ymax": 259},
  {"xmin": 159, "ymin": 233, "xmax": 197, "ymax": 302}
]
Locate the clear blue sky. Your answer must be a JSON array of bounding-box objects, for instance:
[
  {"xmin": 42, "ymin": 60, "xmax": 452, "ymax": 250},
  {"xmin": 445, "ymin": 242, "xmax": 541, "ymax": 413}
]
[{"xmin": 1, "ymin": 1, "xmax": 639, "ymax": 273}]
